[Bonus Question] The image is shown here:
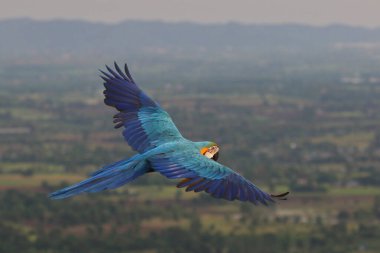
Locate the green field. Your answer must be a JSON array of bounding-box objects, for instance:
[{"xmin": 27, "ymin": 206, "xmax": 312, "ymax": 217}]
[{"xmin": 1, "ymin": 56, "xmax": 380, "ymax": 252}]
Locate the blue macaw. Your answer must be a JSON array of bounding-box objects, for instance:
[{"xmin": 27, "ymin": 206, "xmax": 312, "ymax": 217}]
[{"xmin": 50, "ymin": 62, "xmax": 289, "ymax": 205}]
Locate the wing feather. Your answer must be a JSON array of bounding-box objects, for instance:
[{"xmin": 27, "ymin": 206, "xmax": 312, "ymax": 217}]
[
  {"xmin": 150, "ymin": 151, "xmax": 276, "ymax": 205},
  {"xmin": 100, "ymin": 62, "xmax": 184, "ymax": 153}
]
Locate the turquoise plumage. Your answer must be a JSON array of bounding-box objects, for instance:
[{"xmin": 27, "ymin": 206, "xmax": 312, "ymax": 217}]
[{"xmin": 50, "ymin": 62, "xmax": 289, "ymax": 205}]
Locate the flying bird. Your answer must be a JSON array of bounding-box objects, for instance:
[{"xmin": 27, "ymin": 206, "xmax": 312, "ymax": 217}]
[{"xmin": 50, "ymin": 62, "xmax": 289, "ymax": 205}]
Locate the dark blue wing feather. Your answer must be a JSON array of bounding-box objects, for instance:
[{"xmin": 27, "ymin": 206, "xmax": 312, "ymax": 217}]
[
  {"xmin": 150, "ymin": 151, "xmax": 274, "ymax": 205},
  {"xmin": 100, "ymin": 62, "xmax": 184, "ymax": 153}
]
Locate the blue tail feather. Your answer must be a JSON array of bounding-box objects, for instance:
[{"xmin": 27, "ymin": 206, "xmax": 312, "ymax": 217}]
[
  {"xmin": 90, "ymin": 157, "xmax": 135, "ymax": 177},
  {"xmin": 49, "ymin": 158, "xmax": 150, "ymax": 199}
]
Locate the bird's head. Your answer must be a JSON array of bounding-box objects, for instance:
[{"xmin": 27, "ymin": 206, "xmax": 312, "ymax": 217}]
[{"xmin": 197, "ymin": 141, "xmax": 219, "ymax": 161}]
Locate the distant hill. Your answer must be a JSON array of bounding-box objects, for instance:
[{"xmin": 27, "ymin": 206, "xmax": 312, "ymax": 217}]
[{"xmin": 1, "ymin": 18, "xmax": 380, "ymax": 62}]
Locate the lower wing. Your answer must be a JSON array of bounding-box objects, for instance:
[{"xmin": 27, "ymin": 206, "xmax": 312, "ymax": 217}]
[{"xmin": 150, "ymin": 150, "xmax": 289, "ymax": 205}]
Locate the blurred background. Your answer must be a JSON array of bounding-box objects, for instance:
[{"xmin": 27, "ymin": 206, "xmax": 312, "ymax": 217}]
[{"xmin": 1, "ymin": 1, "xmax": 380, "ymax": 252}]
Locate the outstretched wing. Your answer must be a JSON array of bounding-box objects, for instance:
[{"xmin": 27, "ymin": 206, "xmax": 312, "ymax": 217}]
[
  {"xmin": 100, "ymin": 62, "xmax": 184, "ymax": 153},
  {"xmin": 150, "ymin": 150, "xmax": 286, "ymax": 205}
]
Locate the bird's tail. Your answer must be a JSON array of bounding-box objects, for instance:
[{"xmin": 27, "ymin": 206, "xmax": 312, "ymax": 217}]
[{"xmin": 49, "ymin": 157, "xmax": 150, "ymax": 199}]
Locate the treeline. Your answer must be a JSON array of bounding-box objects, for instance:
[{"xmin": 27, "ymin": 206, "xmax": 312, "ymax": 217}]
[{"xmin": 1, "ymin": 189, "xmax": 380, "ymax": 253}]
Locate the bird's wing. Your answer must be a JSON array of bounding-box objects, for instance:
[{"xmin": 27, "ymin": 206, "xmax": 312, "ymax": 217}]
[
  {"xmin": 150, "ymin": 150, "xmax": 287, "ymax": 205},
  {"xmin": 100, "ymin": 62, "xmax": 184, "ymax": 153}
]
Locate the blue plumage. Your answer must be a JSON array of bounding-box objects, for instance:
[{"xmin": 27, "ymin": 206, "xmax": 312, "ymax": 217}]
[
  {"xmin": 49, "ymin": 62, "xmax": 289, "ymax": 205},
  {"xmin": 50, "ymin": 156, "xmax": 150, "ymax": 199}
]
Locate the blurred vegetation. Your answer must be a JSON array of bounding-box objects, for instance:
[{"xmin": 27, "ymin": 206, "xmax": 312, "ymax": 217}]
[{"xmin": 1, "ymin": 51, "xmax": 380, "ymax": 252}]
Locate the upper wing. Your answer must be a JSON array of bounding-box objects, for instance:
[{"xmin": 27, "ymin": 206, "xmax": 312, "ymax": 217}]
[
  {"xmin": 100, "ymin": 62, "xmax": 184, "ymax": 153},
  {"xmin": 150, "ymin": 149, "xmax": 285, "ymax": 205}
]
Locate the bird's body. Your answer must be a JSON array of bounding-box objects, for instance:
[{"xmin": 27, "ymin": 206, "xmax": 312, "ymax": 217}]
[{"xmin": 50, "ymin": 63, "xmax": 288, "ymax": 205}]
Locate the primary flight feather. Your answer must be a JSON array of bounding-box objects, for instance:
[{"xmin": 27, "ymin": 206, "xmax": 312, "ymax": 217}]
[{"xmin": 50, "ymin": 62, "xmax": 289, "ymax": 205}]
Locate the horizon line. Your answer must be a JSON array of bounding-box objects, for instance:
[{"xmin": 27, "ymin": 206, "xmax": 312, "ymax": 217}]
[{"xmin": 1, "ymin": 16, "xmax": 379, "ymax": 30}]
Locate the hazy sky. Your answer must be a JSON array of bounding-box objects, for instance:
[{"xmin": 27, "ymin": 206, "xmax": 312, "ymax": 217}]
[{"xmin": 2, "ymin": 0, "xmax": 380, "ymax": 27}]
